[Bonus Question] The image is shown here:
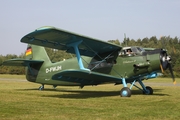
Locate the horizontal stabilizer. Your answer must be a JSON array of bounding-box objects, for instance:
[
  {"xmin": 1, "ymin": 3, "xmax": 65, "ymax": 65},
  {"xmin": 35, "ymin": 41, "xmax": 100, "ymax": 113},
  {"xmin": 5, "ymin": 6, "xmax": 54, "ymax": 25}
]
[{"xmin": 2, "ymin": 58, "xmax": 44, "ymax": 66}]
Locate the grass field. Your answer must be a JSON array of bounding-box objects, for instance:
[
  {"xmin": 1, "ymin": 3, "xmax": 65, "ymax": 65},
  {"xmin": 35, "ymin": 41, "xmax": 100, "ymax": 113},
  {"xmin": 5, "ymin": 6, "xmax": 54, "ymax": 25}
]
[{"xmin": 0, "ymin": 75, "xmax": 180, "ymax": 120}]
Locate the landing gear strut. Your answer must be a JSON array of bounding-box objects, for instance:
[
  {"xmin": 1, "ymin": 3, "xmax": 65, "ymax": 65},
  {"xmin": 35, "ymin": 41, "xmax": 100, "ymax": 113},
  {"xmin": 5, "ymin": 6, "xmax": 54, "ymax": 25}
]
[
  {"xmin": 120, "ymin": 78, "xmax": 154, "ymax": 97},
  {"xmin": 53, "ymin": 85, "xmax": 57, "ymax": 89},
  {"xmin": 39, "ymin": 84, "xmax": 44, "ymax": 90}
]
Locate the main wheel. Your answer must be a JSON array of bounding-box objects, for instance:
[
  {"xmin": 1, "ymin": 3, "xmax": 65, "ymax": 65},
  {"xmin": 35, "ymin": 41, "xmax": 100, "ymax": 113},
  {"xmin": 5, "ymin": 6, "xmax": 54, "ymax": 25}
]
[
  {"xmin": 143, "ymin": 86, "xmax": 153, "ymax": 95},
  {"xmin": 120, "ymin": 87, "xmax": 131, "ymax": 97}
]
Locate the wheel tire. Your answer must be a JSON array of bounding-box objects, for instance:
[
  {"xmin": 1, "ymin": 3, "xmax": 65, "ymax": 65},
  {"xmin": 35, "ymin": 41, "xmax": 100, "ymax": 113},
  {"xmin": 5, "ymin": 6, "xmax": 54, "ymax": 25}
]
[
  {"xmin": 120, "ymin": 87, "xmax": 131, "ymax": 97},
  {"xmin": 143, "ymin": 86, "xmax": 153, "ymax": 95}
]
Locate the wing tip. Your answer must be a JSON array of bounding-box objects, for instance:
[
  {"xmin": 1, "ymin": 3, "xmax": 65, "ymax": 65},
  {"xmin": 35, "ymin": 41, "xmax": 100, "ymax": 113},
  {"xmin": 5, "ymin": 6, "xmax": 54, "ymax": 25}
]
[{"xmin": 36, "ymin": 26, "xmax": 55, "ymax": 31}]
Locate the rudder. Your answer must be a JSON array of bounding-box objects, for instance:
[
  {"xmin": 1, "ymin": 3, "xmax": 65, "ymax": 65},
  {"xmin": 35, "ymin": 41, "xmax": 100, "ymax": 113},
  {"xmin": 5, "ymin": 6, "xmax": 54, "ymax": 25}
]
[{"xmin": 25, "ymin": 44, "xmax": 51, "ymax": 63}]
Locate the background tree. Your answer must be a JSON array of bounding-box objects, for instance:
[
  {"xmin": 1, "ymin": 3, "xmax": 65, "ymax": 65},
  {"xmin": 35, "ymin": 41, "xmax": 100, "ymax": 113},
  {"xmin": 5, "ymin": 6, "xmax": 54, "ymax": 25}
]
[{"xmin": 0, "ymin": 36, "xmax": 179, "ymax": 77}]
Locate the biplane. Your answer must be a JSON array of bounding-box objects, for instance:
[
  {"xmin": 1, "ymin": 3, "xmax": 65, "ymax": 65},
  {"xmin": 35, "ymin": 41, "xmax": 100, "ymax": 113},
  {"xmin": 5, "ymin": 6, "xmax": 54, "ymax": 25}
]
[{"xmin": 2, "ymin": 26, "xmax": 175, "ymax": 97}]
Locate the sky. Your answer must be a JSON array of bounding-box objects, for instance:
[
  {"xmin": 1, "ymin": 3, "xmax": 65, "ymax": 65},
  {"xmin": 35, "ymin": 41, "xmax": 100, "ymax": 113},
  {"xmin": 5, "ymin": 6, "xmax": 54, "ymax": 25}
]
[{"xmin": 0, "ymin": 0, "xmax": 180, "ymax": 55}]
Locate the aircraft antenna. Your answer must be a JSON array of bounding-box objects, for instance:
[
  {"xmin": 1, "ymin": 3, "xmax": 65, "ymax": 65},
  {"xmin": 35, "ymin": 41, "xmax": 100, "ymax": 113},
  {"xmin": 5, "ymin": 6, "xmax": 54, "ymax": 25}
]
[{"xmin": 124, "ymin": 33, "xmax": 127, "ymax": 46}]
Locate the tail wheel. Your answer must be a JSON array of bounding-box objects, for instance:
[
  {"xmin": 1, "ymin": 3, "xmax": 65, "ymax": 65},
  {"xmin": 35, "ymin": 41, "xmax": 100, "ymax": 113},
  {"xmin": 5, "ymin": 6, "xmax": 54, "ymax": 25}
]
[
  {"xmin": 143, "ymin": 86, "xmax": 153, "ymax": 95},
  {"xmin": 120, "ymin": 87, "xmax": 131, "ymax": 97},
  {"xmin": 39, "ymin": 84, "xmax": 44, "ymax": 91}
]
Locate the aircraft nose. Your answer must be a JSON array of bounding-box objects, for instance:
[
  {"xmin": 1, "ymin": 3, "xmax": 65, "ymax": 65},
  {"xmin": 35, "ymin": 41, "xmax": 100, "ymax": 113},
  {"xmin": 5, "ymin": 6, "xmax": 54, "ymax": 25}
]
[
  {"xmin": 162, "ymin": 55, "xmax": 171, "ymax": 61},
  {"xmin": 160, "ymin": 50, "xmax": 175, "ymax": 84},
  {"xmin": 161, "ymin": 55, "xmax": 171, "ymax": 70}
]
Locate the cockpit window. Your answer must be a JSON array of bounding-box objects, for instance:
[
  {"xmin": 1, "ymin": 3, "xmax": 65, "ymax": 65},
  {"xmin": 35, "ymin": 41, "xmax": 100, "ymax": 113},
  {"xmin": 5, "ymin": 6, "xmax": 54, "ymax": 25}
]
[
  {"xmin": 137, "ymin": 47, "xmax": 145, "ymax": 52},
  {"xmin": 131, "ymin": 47, "xmax": 138, "ymax": 53},
  {"xmin": 119, "ymin": 49, "xmax": 132, "ymax": 56},
  {"xmin": 119, "ymin": 46, "xmax": 145, "ymax": 57}
]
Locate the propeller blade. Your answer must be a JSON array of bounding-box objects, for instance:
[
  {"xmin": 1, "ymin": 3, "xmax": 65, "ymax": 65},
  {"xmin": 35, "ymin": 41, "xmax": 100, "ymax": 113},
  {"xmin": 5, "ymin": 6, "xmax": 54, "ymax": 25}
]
[
  {"xmin": 160, "ymin": 64, "xmax": 164, "ymax": 73},
  {"xmin": 168, "ymin": 63, "xmax": 176, "ymax": 84}
]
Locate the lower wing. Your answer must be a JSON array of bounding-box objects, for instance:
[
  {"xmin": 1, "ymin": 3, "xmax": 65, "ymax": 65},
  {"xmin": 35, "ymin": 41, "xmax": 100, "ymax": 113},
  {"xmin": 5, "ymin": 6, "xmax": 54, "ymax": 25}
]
[{"xmin": 52, "ymin": 69, "xmax": 122, "ymax": 85}]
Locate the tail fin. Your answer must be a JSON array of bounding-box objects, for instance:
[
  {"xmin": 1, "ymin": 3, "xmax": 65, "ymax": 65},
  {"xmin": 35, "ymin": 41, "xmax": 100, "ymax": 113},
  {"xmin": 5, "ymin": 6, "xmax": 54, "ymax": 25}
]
[{"xmin": 25, "ymin": 44, "xmax": 51, "ymax": 63}]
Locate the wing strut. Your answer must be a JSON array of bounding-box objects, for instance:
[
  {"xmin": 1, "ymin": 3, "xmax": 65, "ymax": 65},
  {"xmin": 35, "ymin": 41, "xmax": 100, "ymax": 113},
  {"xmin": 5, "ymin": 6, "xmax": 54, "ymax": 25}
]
[{"xmin": 67, "ymin": 40, "xmax": 90, "ymax": 71}]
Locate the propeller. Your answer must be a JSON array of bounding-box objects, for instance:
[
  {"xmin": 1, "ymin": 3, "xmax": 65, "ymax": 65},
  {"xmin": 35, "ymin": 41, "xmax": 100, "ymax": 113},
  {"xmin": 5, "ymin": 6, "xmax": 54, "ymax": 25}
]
[{"xmin": 160, "ymin": 49, "xmax": 176, "ymax": 84}]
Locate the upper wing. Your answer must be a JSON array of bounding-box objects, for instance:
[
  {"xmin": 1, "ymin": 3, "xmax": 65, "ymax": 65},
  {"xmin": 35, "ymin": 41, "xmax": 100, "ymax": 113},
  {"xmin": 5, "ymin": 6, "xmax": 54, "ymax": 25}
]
[
  {"xmin": 2, "ymin": 59, "xmax": 44, "ymax": 66},
  {"xmin": 21, "ymin": 26, "xmax": 121, "ymax": 57}
]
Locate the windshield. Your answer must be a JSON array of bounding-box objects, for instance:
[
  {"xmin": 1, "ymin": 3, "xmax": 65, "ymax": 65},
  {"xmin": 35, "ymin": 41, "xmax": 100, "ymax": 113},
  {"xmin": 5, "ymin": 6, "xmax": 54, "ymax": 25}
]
[{"xmin": 136, "ymin": 47, "xmax": 145, "ymax": 52}]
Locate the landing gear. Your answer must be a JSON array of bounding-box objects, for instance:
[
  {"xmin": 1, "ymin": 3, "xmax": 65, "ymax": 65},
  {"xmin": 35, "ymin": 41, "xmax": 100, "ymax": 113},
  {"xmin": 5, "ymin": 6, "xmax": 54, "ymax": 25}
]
[
  {"xmin": 119, "ymin": 78, "xmax": 154, "ymax": 97},
  {"xmin": 39, "ymin": 84, "xmax": 44, "ymax": 90},
  {"xmin": 53, "ymin": 85, "xmax": 57, "ymax": 89},
  {"xmin": 38, "ymin": 84, "xmax": 58, "ymax": 90},
  {"xmin": 138, "ymin": 79, "xmax": 153, "ymax": 95},
  {"xmin": 120, "ymin": 87, "xmax": 131, "ymax": 97},
  {"xmin": 143, "ymin": 86, "xmax": 153, "ymax": 95},
  {"xmin": 120, "ymin": 78, "xmax": 131, "ymax": 97}
]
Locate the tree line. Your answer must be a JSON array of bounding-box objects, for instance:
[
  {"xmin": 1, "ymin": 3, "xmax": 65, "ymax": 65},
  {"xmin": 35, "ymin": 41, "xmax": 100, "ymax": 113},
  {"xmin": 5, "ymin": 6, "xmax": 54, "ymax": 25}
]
[{"xmin": 0, "ymin": 36, "xmax": 180, "ymax": 77}]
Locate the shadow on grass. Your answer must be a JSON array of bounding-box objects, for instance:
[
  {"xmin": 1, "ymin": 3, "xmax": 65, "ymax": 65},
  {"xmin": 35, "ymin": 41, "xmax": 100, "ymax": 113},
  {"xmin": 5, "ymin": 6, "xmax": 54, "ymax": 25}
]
[
  {"xmin": 16, "ymin": 88, "xmax": 169, "ymax": 99},
  {"xmin": 43, "ymin": 89, "xmax": 170, "ymax": 99},
  {"xmin": 131, "ymin": 89, "xmax": 170, "ymax": 96},
  {"xmin": 47, "ymin": 90, "xmax": 120, "ymax": 99},
  {"xmin": 18, "ymin": 88, "xmax": 60, "ymax": 91}
]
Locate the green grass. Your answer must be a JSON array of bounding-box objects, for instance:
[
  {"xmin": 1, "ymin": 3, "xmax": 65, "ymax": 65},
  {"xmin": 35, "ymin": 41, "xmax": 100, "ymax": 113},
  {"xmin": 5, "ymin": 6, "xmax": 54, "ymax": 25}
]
[
  {"xmin": 0, "ymin": 74, "xmax": 25, "ymax": 79},
  {"xmin": 0, "ymin": 75, "xmax": 180, "ymax": 120}
]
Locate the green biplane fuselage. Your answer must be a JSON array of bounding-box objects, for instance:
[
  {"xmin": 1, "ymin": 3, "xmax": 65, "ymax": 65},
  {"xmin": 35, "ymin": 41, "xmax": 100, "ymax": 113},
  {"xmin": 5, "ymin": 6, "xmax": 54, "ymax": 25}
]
[{"xmin": 25, "ymin": 45, "xmax": 160, "ymax": 86}]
